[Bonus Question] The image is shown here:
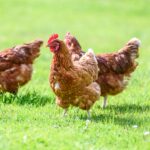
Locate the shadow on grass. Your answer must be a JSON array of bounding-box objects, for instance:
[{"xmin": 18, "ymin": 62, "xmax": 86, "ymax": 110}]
[
  {"xmin": 91, "ymin": 114, "xmax": 149, "ymax": 126},
  {"xmin": 80, "ymin": 104, "xmax": 150, "ymax": 126},
  {"xmin": 104, "ymin": 104, "xmax": 150, "ymax": 113},
  {"xmin": 0, "ymin": 92, "xmax": 55, "ymax": 106},
  {"xmin": 1, "ymin": 93, "xmax": 149, "ymax": 126}
]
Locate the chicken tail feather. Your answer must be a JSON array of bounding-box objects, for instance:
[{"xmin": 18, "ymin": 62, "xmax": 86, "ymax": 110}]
[{"xmin": 114, "ymin": 37, "xmax": 140, "ymax": 74}]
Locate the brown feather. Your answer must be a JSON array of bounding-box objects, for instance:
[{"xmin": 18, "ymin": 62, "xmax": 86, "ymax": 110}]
[
  {"xmin": 0, "ymin": 40, "xmax": 43, "ymax": 93},
  {"xmin": 64, "ymin": 34, "xmax": 140, "ymax": 97},
  {"xmin": 49, "ymin": 39, "xmax": 100, "ymax": 110}
]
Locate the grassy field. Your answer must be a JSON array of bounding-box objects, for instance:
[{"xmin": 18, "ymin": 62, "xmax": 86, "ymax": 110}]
[{"xmin": 0, "ymin": 0, "xmax": 150, "ymax": 149}]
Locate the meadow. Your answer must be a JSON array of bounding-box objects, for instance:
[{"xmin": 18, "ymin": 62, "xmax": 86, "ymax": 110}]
[{"xmin": 0, "ymin": 0, "xmax": 150, "ymax": 149}]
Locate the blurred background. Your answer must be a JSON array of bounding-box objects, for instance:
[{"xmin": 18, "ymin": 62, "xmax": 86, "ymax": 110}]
[
  {"xmin": 0, "ymin": 1, "xmax": 150, "ymax": 149},
  {"xmin": 0, "ymin": 0, "xmax": 150, "ymax": 98}
]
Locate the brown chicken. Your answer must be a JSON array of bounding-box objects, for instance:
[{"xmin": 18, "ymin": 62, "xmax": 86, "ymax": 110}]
[
  {"xmin": 47, "ymin": 34, "xmax": 100, "ymax": 117},
  {"xmin": 65, "ymin": 33, "xmax": 140, "ymax": 108},
  {"xmin": 0, "ymin": 40, "xmax": 43, "ymax": 93}
]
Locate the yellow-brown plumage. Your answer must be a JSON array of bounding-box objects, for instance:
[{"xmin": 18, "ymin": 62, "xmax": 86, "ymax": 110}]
[
  {"xmin": 0, "ymin": 40, "xmax": 43, "ymax": 93},
  {"xmin": 65, "ymin": 33, "xmax": 140, "ymax": 107},
  {"xmin": 48, "ymin": 35, "xmax": 100, "ymax": 111}
]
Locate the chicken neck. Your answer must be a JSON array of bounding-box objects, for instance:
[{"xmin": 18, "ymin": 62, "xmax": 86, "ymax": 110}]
[{"xmin": 53, "ymin": 49, "xmax": 73, "ymax": 70}]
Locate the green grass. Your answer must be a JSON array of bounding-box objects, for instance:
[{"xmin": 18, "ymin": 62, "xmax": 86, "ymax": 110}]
[{"xmin": 0, "ymin": 0, "xmax": 150, "ymax": 149}]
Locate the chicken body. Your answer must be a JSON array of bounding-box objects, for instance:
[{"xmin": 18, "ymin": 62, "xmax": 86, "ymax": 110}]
[
  {"xmin": 48, "ymin": 35, "xmax": 100, "ymax": 113},
  {"xmin": 96, "ymin": 39, "xmax": 140, "ymax": 97},
  {"xmin": 0, "ymin": 40, "xmax": 43, "ymax": 93},
  {"xmin": 65, "ymin": 33, "xmax": 140, "ymax": 108}
]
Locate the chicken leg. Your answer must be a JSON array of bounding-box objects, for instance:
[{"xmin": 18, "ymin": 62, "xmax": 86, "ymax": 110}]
[
  {"xmin": 102, "ymin": 96, "xmax": 107, "ymax": 108},
  {"xmin": 87, "ymin": 110, "xmax": 91, "ymax": 119},
  {"xmin": 63, "ymin": 108, "xmax": 68, "ymax": 117}
]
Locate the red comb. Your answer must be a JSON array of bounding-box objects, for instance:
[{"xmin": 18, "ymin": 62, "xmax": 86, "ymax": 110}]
[{"xmin": 48, "ymin": 34, "xmax": 59, "ymax": 44}]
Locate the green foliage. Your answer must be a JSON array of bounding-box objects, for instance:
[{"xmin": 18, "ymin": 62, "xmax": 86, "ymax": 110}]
[
  {"xmin": 0, "ymin": 0, "xmax": 150, "ymax": 149},
  {"xmin": 0, "ymin": 92, "xmax": 54, "ymax": 106}
]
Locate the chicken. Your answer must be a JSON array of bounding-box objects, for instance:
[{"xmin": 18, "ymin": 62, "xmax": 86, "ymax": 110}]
[
  {"xmin": 0, "ymin": 40, "xmax": 43, "ymax": 93},
  {"xmin": 65, "ymin": 32, "xmax": 140, "ymax": 108},
  {"xmin": 47, "ymin": 34, "xmax": 100, "ymax": 117}
]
